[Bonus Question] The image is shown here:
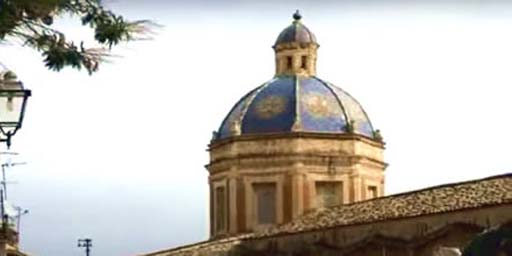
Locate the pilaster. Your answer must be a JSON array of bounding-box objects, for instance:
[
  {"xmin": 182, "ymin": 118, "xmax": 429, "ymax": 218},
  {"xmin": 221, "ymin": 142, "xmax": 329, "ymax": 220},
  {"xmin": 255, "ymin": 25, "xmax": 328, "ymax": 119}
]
[
  {"xmin": 228, "ymin": 177, "xmax": 237, "ymax": 233},
  {"xmin": 291, "ymin": 172, "xmax": 304, "ymax": 219}
]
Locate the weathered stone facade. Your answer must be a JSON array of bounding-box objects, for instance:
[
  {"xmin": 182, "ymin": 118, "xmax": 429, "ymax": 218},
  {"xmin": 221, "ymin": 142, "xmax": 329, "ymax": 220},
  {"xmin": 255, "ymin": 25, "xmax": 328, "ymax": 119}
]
[
  {"xmin": 140, "ymin": 174, "xmax": 512, "ymax": 256},
  {"xmin": 208, "ymin": 133, "xmax": 386, "ymax": 236}
]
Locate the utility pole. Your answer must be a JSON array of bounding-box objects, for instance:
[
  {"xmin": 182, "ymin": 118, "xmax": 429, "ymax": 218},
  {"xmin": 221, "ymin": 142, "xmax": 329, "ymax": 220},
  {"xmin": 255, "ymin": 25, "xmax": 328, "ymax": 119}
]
[
  {"xmin": 78, "ymin": 238, "xmax": 92, "ymax": 256},
  {"xmin": 0, "ymin": 152, "xmax": 5, "ymax": 256},
  {"xmin": 0, "ymin": 182, "xmax": 6, "ymax": 256}
]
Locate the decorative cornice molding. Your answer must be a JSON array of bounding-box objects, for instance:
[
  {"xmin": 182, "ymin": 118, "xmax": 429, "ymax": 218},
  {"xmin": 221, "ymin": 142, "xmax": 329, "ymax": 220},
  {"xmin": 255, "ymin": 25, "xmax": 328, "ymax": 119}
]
[
  {"xmin": 207, "ymin": 154, "xmax": 387, "ymax": 174},
  {"xmin": 209, "ymin": 132, "xmax": 385, "ymax": 150}
]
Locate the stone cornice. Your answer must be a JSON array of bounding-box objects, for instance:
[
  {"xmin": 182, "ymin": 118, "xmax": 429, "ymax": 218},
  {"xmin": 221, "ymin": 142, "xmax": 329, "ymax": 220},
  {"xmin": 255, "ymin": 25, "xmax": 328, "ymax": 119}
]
[
  {"xmin": 209, "ymin": 132, "xmax": 385, "ymax": 151},
  {"xmin": 207, "ymin": 154, "xmax": 387, "ymax": 174}
]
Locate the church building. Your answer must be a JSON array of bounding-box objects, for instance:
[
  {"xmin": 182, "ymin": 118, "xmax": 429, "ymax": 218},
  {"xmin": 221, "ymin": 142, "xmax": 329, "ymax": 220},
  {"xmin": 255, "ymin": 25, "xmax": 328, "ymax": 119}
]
[{"xmin": 140, "ymin": 12, "xmax": 512, "ymax": 256}]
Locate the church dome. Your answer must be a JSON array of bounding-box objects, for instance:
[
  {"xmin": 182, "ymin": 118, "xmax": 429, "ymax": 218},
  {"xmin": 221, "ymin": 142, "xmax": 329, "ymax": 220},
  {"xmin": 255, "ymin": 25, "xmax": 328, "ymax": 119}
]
[
  {"xmin": 214, "ymin": 11, "xmax": 377, "ymax": 141},
  {"xmin": 274, "ymin": 10, "xmax": 317, "ymax": 47},
  {"xmin": 216, "ymin": 76, "xmax": 375, "ymax": 140}
]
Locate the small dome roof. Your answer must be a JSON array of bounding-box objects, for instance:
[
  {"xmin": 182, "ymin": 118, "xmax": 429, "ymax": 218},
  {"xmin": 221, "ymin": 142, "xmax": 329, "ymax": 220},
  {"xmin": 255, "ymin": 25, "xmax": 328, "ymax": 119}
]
[
  {"xmin": 216, "ymin": 76, "xmax": 375, "ymax": 140},
  {"xmin": 274, "ymin": 11, "xmax": 317, "ymax": 47}
]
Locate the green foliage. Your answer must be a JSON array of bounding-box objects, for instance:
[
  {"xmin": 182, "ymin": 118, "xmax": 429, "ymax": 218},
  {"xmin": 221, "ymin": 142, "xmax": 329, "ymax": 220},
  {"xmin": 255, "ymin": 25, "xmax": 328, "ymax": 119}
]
[
  {"xmin": 463, "ymin": 224, "xmax": 512, "ymax": 256},
  {"xmin": 0, "ymin": 0, "xmax": 153, "ymax": 74}
]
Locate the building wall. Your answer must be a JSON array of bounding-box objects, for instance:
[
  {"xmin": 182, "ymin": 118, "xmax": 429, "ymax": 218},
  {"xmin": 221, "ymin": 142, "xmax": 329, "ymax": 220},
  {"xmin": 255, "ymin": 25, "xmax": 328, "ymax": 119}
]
[
  {"xmin": 207, "ymin": 133, "xmax": 386, "ymax": 237},
  {"xmin": 235, "ymin": 204, "xmax": 512, "ymax": 256}
]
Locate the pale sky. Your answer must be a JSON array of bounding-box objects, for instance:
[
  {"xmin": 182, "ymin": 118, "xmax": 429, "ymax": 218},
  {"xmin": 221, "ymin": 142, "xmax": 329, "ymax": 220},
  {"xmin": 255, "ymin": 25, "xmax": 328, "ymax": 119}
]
[{"xmin": 1, "ymin": 1, "xmax": 512, "ymax": 255}]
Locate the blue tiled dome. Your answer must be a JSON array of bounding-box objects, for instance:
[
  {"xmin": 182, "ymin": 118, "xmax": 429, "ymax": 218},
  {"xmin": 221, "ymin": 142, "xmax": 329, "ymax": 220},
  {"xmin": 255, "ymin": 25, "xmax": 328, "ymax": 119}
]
[{"xmin": 216, "ymin": 76, "xmax": 375, "ymax": 140}]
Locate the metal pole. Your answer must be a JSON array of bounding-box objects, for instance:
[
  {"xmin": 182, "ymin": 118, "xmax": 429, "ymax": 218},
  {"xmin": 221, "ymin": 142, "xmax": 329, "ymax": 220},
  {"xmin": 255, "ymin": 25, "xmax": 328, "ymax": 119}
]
[
  {"xmin": 1, "ymin": 161, "xmax": 27, "ymax": 202},
  {"xmin": 0, "ymin": 188, "xmax": 4, "ymax": 227},
  {"xmin": 0, "ymin": 186, "xmax": 5, "ymax": 256},
  {"xmin": 0, "ymin": 152, "xmax": 3, "ymax": 256},
  {"xmin": 0, "ymin": 162, "xmax": 3, "ymax": 220},
  {"xmin": 16, "ymin": 209, "xmax": 20, "ymax": 236},
  {"xmin": 14, "ymin": 207, "xmax": 27, "ymax": 243},
  {"xmin": 15, "ymin": 209, "xmax": 19, "ymax": 244},
  {"xmin": 1, "ymin": 165, "xmax": 6, "ymax": 201},
  {"xmin": 78, "ymin": 238, "xmax": 92, "ymax": 256}
]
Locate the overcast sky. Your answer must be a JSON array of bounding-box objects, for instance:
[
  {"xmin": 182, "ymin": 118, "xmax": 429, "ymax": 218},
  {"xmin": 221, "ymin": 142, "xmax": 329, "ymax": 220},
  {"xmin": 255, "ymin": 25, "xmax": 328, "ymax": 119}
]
[{"xmin": 1, "ymin": 1, "xmax": 512, "ymax": 256}]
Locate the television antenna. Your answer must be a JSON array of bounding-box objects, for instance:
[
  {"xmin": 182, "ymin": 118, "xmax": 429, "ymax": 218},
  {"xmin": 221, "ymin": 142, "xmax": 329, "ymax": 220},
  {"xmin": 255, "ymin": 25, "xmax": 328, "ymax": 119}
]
[
  {"xmin": 13, "ymin": 206, "xmax": 28, "ymax": 242},
  {"xmin": 78, "ymin": 238, "xmax": 93, "ymax": 256},
  {"xmin": 0, "ymin": 152, "xmax": 18, "ymax": 156},
  {"xmin": 0, "ymin": 160, "xmax": 26, "ymax": 201}
]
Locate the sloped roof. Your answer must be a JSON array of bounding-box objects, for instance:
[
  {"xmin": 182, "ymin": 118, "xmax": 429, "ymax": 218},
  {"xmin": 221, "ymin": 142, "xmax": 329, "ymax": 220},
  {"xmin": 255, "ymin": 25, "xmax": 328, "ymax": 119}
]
[
  {"xmin": 273, "ymin": 11, "xmax": 317, "ymax": 47},
  {"xmin": 260, "ymin": 173, "xmax": 512, "ymax": 237},
  {"xmin": 140, "ymin": 173, "xmax": 512, "ymax": 256}
]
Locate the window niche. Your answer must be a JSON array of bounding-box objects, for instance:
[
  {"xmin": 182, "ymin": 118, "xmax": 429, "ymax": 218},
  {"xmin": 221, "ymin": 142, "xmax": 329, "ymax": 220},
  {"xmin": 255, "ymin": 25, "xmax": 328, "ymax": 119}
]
[
  {"xmin": 253, "ymin": 183, "xmax": 277, "ymax": 225},
  {"xmin": 316, "ymin": 181, "xmax": 343, "ymax": 208},
  {"xmin": 215, "ymin": 186, "xmax": 227, "ymax": 233},
  {"xmin": 367, "ymin": 185, "xmax": 378, "ymax": 199}
]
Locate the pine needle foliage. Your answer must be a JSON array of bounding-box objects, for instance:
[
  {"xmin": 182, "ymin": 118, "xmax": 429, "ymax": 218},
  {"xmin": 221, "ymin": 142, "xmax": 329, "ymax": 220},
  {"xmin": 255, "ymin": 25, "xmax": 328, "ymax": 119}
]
[{"xmin": 0, "ymin": 0, "xmax": 154, "ymax": 74}]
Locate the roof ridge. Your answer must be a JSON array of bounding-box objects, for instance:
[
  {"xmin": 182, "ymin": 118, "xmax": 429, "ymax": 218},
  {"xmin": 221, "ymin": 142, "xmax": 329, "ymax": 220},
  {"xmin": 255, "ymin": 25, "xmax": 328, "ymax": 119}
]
[
  {"xmin": 313, "ymin": 76, "xmax": 350, "ymax": 132},
  {"xmin": 257, "ymin": 172, "xmax": 512, "ymax": 237},
  {"xmin": 344, "ymin": 172, "xmax": 512, "ymax": 207}
]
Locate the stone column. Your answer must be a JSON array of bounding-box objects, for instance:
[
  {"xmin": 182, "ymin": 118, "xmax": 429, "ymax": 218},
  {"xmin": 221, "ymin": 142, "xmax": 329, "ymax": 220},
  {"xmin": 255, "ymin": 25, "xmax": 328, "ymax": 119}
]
[
  {"xmin": 208, "ymin": 182, "xmax": 214, "ymax": 237},
  {"xmin": 291, "ymin": 173, "xmax": 304, "ymax": 219}
]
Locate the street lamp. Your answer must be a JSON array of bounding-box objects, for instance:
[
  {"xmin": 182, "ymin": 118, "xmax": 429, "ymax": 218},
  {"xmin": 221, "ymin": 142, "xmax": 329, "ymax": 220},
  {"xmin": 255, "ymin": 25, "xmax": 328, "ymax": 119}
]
[
  {"xmin": 0, "ymin": 71, "xmax": 31, "ymax": 148},
  {"xmin": 0, "ymin": 71, "xmax": 30, "ymax": 256}
]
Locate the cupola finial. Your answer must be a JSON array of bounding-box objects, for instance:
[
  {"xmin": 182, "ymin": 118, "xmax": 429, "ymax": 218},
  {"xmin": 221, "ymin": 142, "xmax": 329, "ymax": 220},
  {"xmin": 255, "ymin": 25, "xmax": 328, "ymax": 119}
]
[{"xmin": 293, "ymin": 10, "xmax": 302, "ymax": 21}]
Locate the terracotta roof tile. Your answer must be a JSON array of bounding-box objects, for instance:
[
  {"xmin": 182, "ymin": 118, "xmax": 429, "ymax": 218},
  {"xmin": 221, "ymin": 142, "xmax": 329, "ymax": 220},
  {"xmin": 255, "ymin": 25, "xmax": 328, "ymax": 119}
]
[{"xmin": 259, "ymin": 173, "xmax": 512, "ymax": 237}]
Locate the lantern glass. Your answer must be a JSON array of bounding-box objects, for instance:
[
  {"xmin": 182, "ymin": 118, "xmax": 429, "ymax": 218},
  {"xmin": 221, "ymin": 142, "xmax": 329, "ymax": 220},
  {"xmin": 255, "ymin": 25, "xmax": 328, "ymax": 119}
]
[
  {"xmin": 0, "ymin": 130, "xmax": 7, "ymax": 142},
  {"xmin": 0, "ymin": 82, "xmax": 30, "ymax": 137}
]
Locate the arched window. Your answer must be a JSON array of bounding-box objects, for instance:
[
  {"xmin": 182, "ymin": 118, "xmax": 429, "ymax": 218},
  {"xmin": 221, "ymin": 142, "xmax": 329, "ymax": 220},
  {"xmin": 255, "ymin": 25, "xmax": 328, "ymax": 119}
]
[
  {"xmin": 301, "ymin": 56, "xmax": 308, "ymax": 69},
  {"xmin": 286, "ymin": 56, "xmax": 293, "ymax": 70}
]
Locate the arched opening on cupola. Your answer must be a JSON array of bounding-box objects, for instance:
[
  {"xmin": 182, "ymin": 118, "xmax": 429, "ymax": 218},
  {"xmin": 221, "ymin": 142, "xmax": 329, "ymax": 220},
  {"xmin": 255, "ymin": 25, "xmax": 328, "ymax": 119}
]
[
  {"xmin": 286, "ymin": 56, "xmax": 293, "ymax": 71},
  {"xmin": 301, "ymin": 55, "xmax": 308, "ymax": 70}
]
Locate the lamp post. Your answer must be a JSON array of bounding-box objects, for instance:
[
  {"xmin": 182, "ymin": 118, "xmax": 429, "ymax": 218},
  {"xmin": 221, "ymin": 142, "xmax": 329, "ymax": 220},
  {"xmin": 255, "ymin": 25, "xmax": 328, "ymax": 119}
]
[{"xmin": 0, "ymin": 71, "xmax": 30, "ymax": 256}]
